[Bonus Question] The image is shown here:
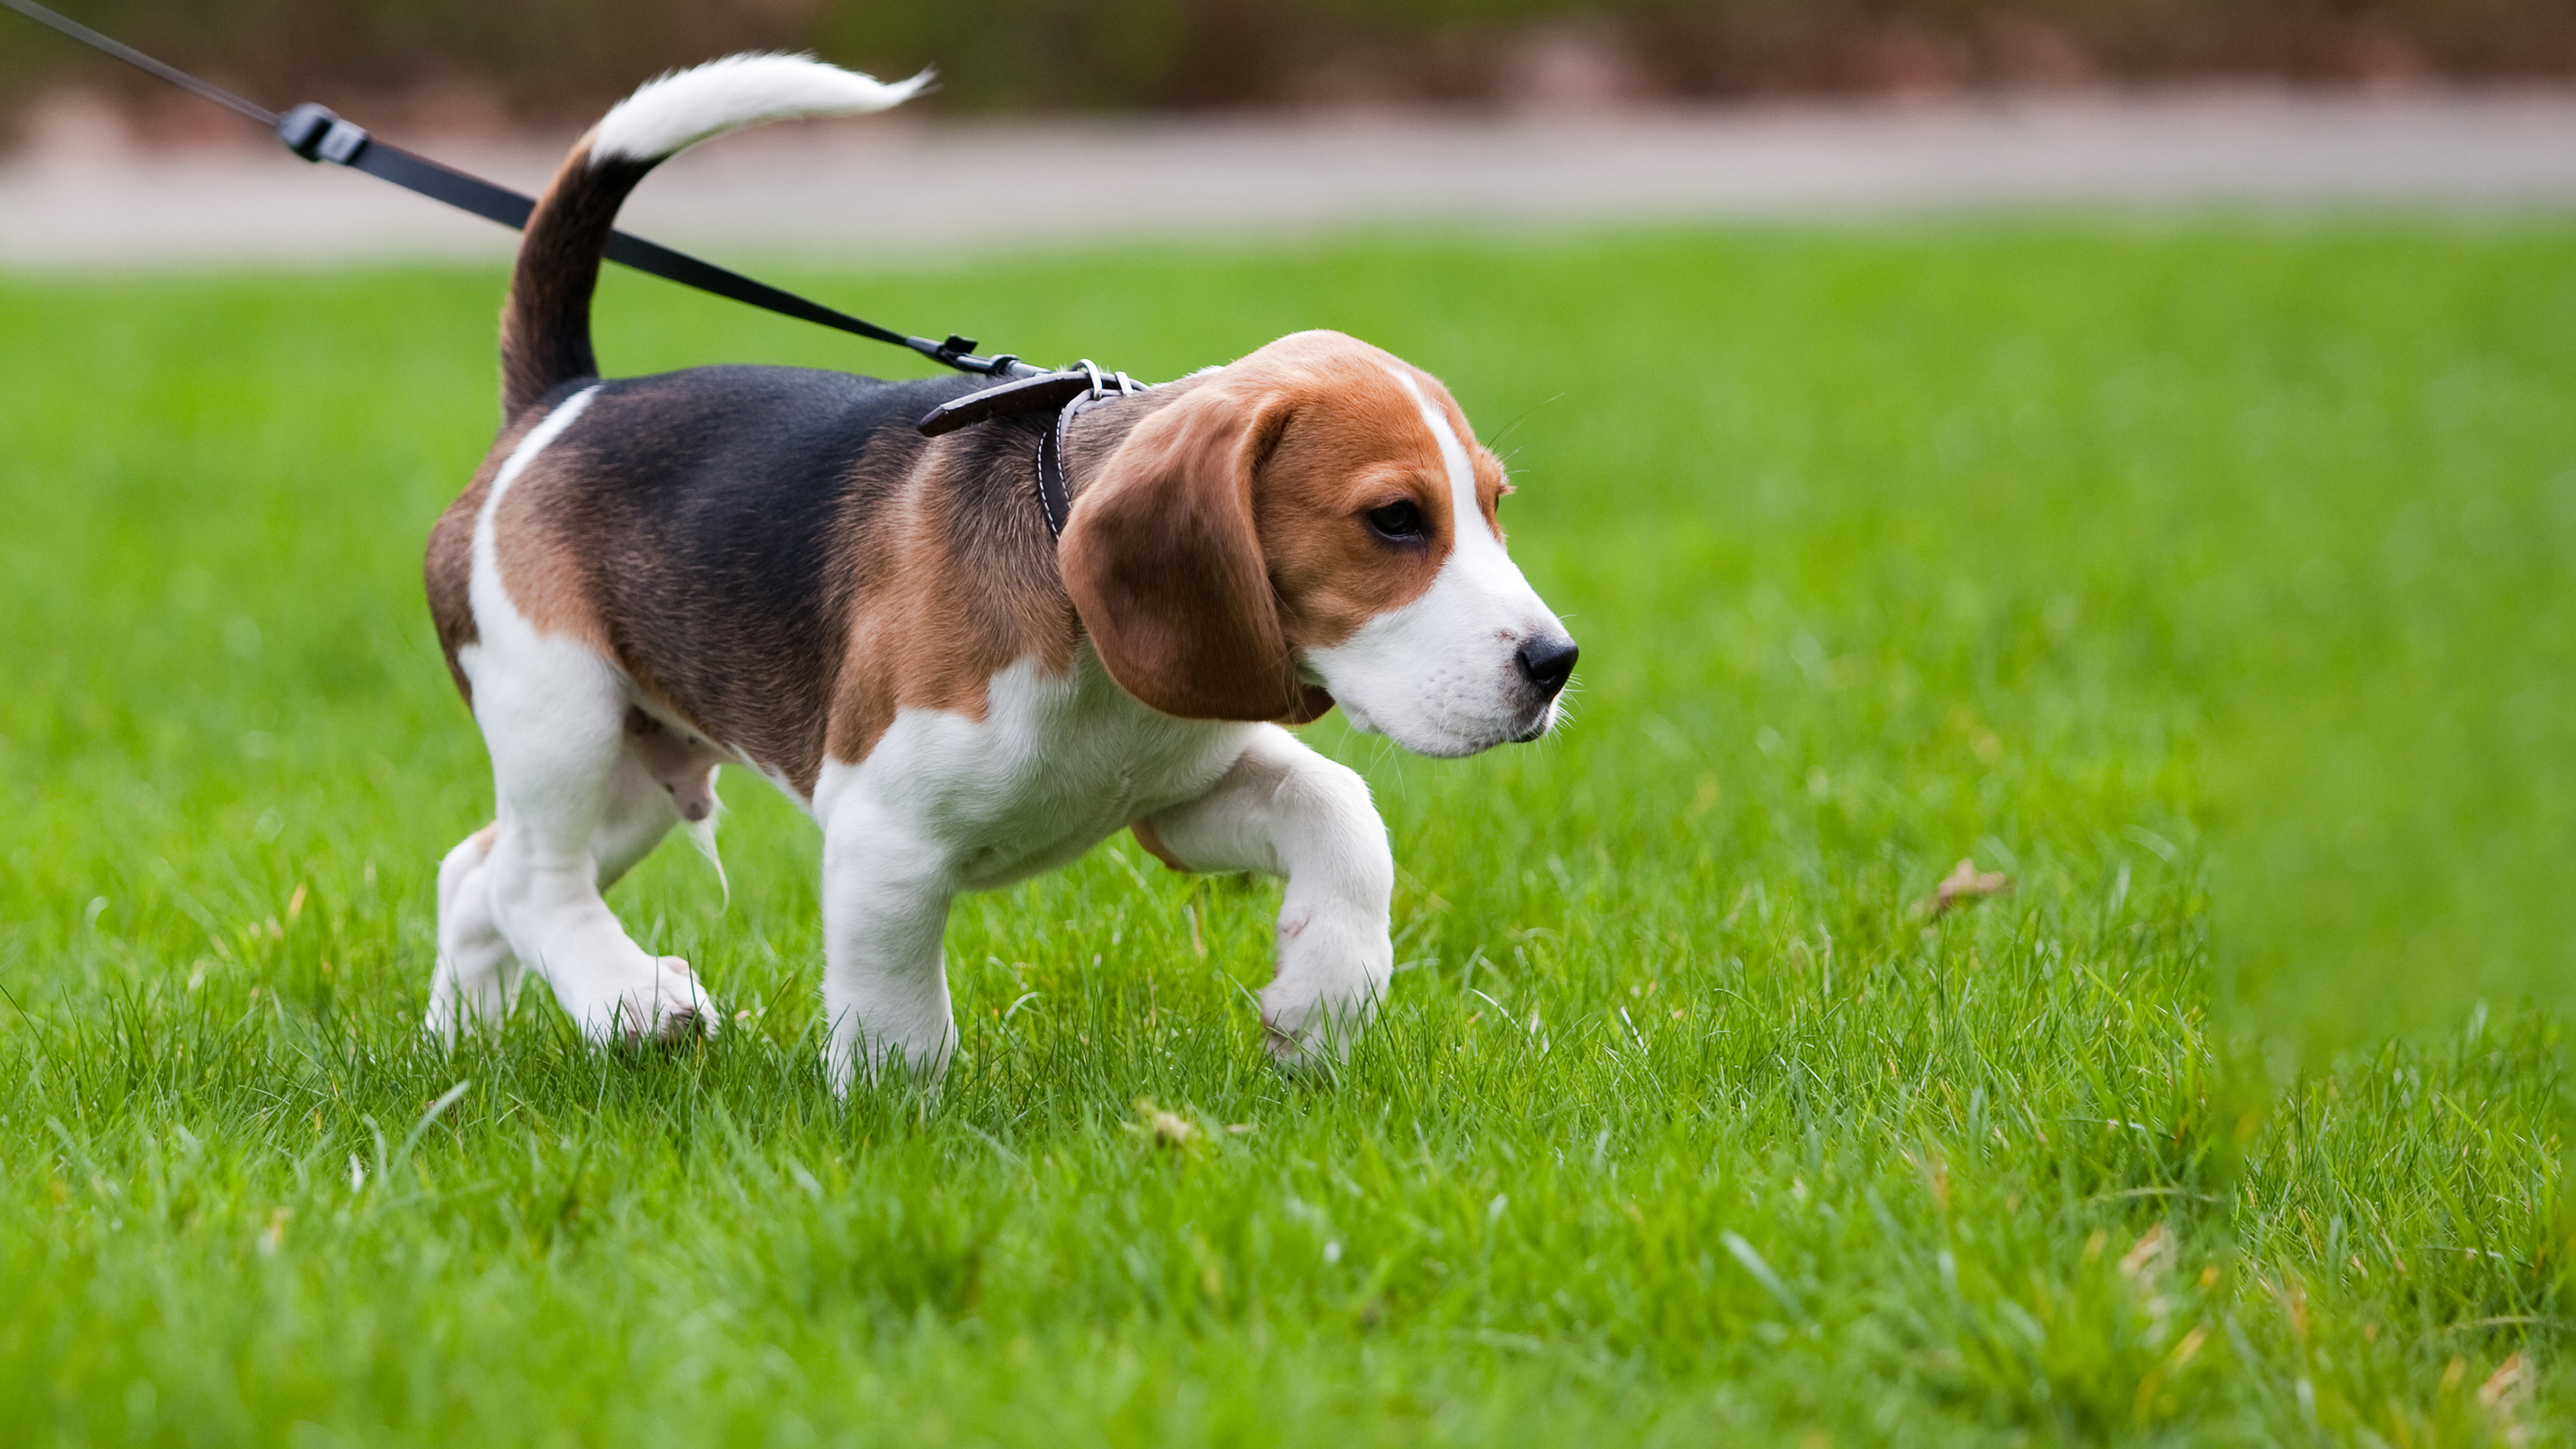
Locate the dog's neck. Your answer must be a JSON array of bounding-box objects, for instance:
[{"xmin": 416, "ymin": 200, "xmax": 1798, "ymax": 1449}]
[{"xmin": 1054, "ymin": 372, "xmax": 1207, "ymax": 513}]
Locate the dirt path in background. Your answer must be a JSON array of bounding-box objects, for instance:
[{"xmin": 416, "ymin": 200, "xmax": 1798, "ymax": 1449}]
[{"xmin": 6, "ymin": 89, "xmax": 2575, "ymax": 267}]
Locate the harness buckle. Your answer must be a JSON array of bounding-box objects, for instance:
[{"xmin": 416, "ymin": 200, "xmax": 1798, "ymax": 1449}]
[{"xmin": 1070, "ymin": 360, "xmax": 1141, "ymax": 402}]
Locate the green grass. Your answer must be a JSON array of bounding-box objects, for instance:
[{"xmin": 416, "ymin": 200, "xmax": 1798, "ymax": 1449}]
[{"xmin": 2, "ymin": 221, "xmax": 2571, "ymax": 1445}]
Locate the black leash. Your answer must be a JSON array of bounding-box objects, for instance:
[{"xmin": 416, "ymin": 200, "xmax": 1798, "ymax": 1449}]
[
  {"xmin": 5, "ymin": 0, "xmax": 1163, "ymax": 530},
  {"xmin": 2, "ymin": 0, "xmax": 1041, "ymax": 382}
]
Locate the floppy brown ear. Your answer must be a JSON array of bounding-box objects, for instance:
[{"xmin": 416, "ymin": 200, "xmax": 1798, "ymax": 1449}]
[{"xmin": 1062, "ymin": 382, "xmax": 1334, "ymax": 722}]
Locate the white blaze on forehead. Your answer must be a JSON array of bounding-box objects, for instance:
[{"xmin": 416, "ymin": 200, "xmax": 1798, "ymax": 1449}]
[
  {"xmin": 1384, "ymin": 367, "xmax": 1503, "ymax": 552},
  {"xmin": 1295, "ymin": 365, "xmax": 1563, "ymax": 757}
]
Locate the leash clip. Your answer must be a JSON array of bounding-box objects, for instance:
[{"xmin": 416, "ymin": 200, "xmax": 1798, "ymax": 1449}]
[{"xmin": 276, "ymin": 102, "xmax": 370, "ymax": 165}]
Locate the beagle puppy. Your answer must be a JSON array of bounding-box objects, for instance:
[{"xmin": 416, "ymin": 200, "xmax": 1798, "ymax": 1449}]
[{"xmin": 422, "ymin": 55, "xmax": 1579, "ymax": 1088}]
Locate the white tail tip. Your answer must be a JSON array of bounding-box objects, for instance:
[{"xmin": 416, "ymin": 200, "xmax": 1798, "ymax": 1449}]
[{"xmin": 592, "ymin": 52, "xmax": 929, "ymax": 164}]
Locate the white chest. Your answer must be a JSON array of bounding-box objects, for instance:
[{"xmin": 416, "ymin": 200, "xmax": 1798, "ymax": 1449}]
[{"xmin": 813, "ymin": 650, "xmax": 1257, "ymax": 892}]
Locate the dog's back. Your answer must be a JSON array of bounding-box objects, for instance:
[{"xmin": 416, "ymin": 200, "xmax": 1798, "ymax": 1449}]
[
  {"xmin": 423, "ymin": 55, "xmax": 981, "ymax": 786},
  {"xmin": 426, "ymin": 365, "xmax": 1012, "ymax": 782}
]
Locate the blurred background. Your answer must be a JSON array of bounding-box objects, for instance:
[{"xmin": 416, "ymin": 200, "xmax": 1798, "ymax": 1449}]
[
  {"xmin": 7, "ymin": 0, "xmax": 2576, "ymax": 143},
  {"xmin": 13, "ymin": 0, "xmax": 2576, "ymax": 268}
]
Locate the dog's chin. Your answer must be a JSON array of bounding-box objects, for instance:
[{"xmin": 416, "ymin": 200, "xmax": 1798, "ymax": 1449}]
[
  {"xmin": 1402, "ymin": 733, "xmax": 1499, "ymax": 761},
  {"xmin": 1334, "ymin": 696, "xmax": 1551, "ymax": 759}
]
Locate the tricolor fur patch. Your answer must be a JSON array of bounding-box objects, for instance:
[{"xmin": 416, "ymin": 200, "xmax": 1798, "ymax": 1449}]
[{"xmin": 420, "ymin": 52, "xmax": 1578, "ymax": 1092}]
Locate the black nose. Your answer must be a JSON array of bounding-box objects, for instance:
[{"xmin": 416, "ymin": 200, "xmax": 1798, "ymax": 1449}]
[{"xmin": 1514, "ymin": 634, "xmax": 1579, "ymax": 697}]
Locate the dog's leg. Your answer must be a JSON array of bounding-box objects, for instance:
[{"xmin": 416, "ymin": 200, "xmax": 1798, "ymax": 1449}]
[
  {"xmin": 425, "ymin": 745, "xmax": 704, "ymax": 1042},
  {"xmin": 427, "ymin": 823, "xmax": 514, "ymax": 1040},
  {"xmin": 473, "ymin": 652, "xmax": 716, "ymax": 1042},
  {"xmin": 593, "ymin": 740, "xmax": 694, "ymax": 890},
  {"xmin": 815, "ymin": 777, "xmax": 955, "ymax": 1093},
  {"xmin": 1137, "ymin": 724, "xmax": 1394, "ymax": 1068}
]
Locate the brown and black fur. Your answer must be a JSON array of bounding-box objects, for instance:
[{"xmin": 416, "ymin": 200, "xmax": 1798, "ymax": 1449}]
[
  {"xmin": 426, "ymin": 356, "xmax": 1212, "ymax": 794},
  {"xmin": 428, "ymin": 129, "xmax": 1447, "ymax": 800},
  {"xmin": 434, "ymin": 128, "xmax": 1074, "ymax": 791},
  {"xmin": 498, "ymin": 143, "xmax": 657, "ymax": 420}
]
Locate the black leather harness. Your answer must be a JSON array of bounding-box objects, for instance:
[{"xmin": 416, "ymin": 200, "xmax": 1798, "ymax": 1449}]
[{"xmin": 916, "ymin": 361, "xmax": 1149, "ymax": 539}]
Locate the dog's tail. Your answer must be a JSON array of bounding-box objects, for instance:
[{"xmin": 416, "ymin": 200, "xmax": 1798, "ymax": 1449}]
[{"xmin": 499, "ymin": 53, "xmax": 928, "ymax": 419}]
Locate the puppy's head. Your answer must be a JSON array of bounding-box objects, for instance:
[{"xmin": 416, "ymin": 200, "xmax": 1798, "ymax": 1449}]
[{"xmin": 1063, "ymin": 330, "xmax": 1575, "ymax": 757}]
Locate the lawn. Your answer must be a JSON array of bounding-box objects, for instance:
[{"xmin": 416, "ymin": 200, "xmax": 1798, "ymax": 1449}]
[{"xmin": 2, "ymin": 221, "xmax": 2570, "ymax": 1445}]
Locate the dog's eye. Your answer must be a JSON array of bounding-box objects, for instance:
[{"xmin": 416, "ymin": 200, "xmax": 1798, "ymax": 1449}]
[{"xmin": 1365, "ymin": 501, "xmax": 1426, "ymax": 543}]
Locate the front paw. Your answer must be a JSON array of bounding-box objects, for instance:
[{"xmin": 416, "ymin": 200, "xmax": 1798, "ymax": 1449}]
[{"xmin": 1259, "ymin": 911, "xmax": 1391, "ymax": 1071}]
